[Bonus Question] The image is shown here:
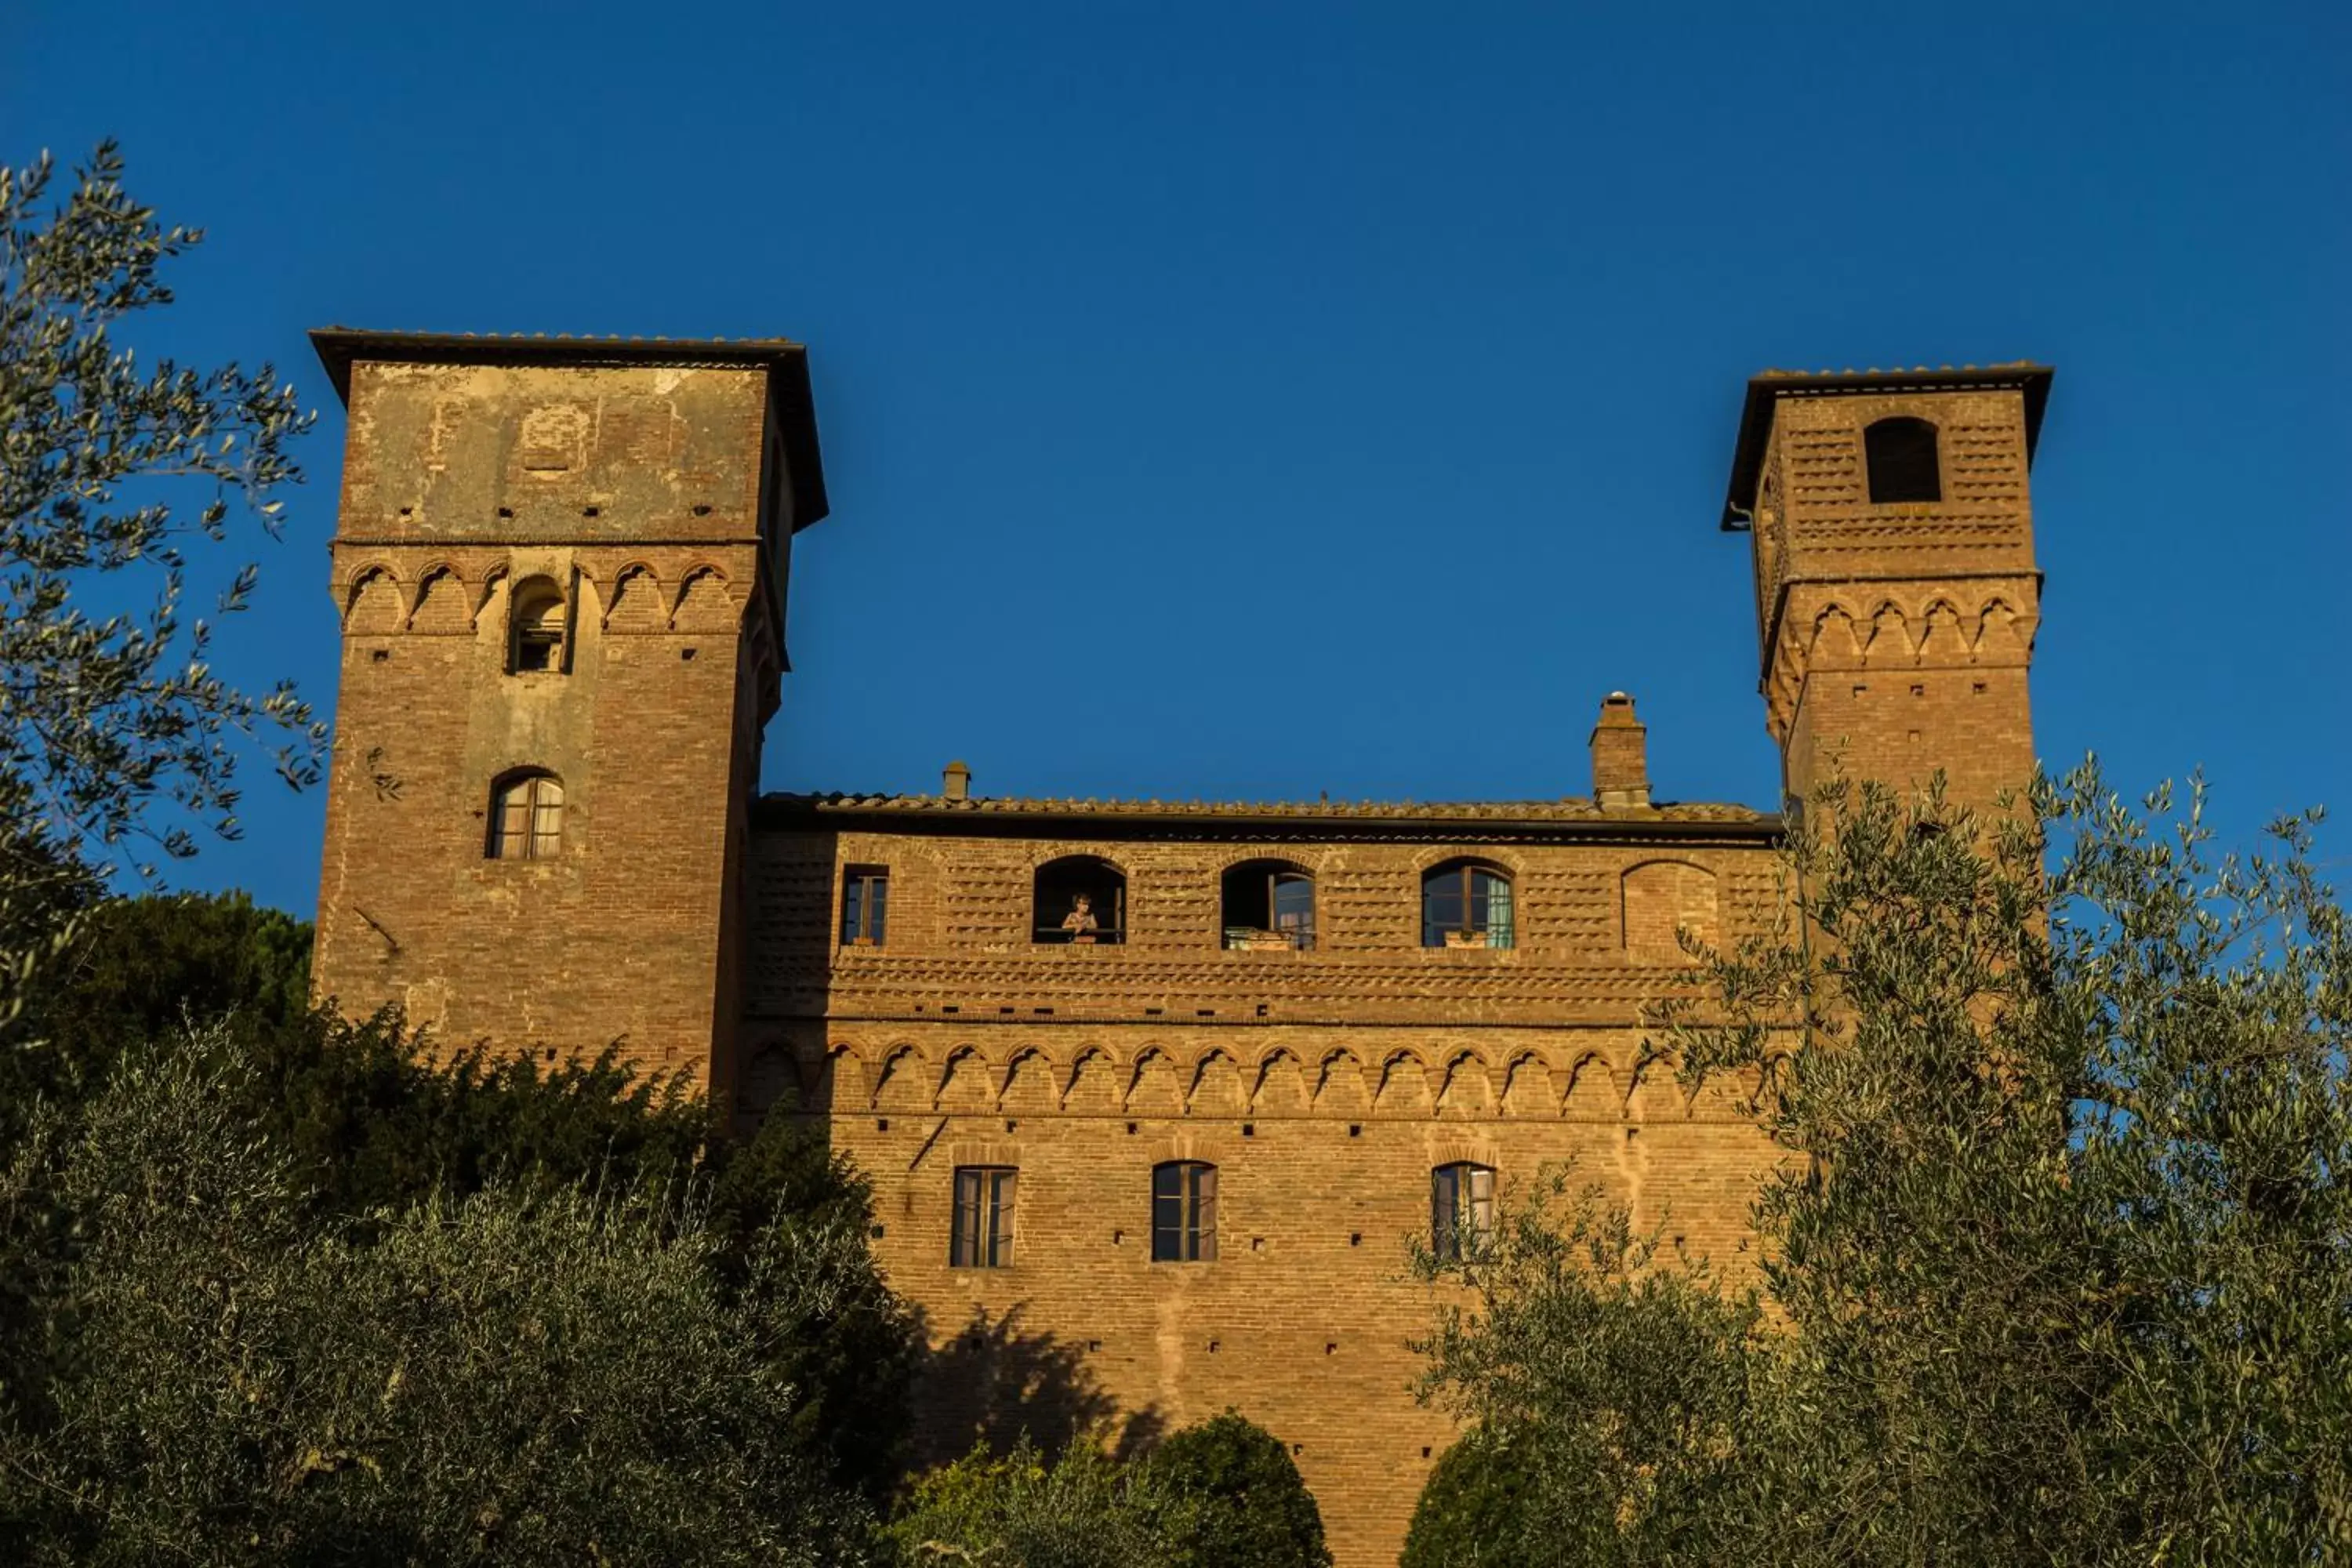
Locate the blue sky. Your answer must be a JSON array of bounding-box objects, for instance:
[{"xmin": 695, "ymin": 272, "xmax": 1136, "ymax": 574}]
[{"xmin": 9, "ymin": 2, "xmax": 2348, "ymax": 915}]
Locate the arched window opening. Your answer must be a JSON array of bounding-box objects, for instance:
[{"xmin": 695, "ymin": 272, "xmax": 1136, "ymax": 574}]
[
  {"xmin": 950, "ymin": 1166, "xmax": 1016, "ymax": 1269},
  {"xmin": 487, "ymin": 771, "xmax": 564, "ymax": 860},
  {"xmin": 1152, "ymin": 1160, "xmax": 1218, "ymax": 1262},
  {"xmin": 1864, "ymin": 417, "xmax": 1941, "ymax": 504},
  {"xmin": 1422, "ymin": 859, "xmax": 1514, "ymax": 949},
  {"xmin": 1033, "ymin": 855, "xmax": 1125, "ymax": 945},
  {"xmin": 509, "ymin": 576, "xmax": 568, "ymax": 673},
  {"xmin": 1221, "ymin": 859, "xmax": 1315, "ymax": 950},
  {"xmin": 1432, "ymin": 1162, "xmax": 1496, "ymax": 1261}
]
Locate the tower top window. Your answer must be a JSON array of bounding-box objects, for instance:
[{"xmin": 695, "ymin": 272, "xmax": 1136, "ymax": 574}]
[
  {"xmin": 1864, "ymin": 416, "xmax": 1941, "ymax": 505},
  {"xmin": 510, "ymin": 576, "xmax": 567, "ymax": 673}
]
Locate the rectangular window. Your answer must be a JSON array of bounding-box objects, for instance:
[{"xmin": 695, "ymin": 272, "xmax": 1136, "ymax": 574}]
[
  {"xmin": 950, "ymin": 1167, "xmax": 1016, "ymax": 1268},
  {"xmin": 842, "ymin": 867, "xmax": 889, "ymax": 946},
  {"xmin": 1152, "ymin": 1162, "xmax": 1218, "ymax": 1262},
  {"xmin": 1432, "ymin": 1163, "xmax": 1496, "ymax": 1261}
]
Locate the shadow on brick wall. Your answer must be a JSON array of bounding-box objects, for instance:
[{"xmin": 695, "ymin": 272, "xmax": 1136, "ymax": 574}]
[{"xmin": 911, "ymin": 1301, "xmax": 1165, "ymax": 1466}]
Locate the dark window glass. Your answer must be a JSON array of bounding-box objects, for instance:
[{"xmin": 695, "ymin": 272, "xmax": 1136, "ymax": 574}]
[
  {"xmin": 1421, "ymin": 862, "xmax": 1514, "ymax": 949},
  {"xmin": 1432, "ymin": 1162, "xmax": 1496, "ymax": 1261},
  {"xmin": 1864, "ymin": 417, "xmax": 1941, "ymax": 504},
  {"xmin": 487, "ymin": 772, "xmax": 563, "ymax": 860},
  {"xmin": 1151, "ymin": 1161, "xmax": 1218, "ymax": 1262},
  {"xmin": 842, "ymin": 866, "xmax": 889, "ymax": 945},
  {"xmin": 950, "ymin": 1167, "xmax": 1017, "ymax": 1268}
]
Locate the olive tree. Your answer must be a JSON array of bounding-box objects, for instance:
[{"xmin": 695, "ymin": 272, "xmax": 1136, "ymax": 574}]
[
  {"xmin": 0, "ymin": 141, "xmax": 323, "ymax": 1033},
  {"xmin": 1414, "ymin": 765, "xmax": 2352, "ymax": 1566}
]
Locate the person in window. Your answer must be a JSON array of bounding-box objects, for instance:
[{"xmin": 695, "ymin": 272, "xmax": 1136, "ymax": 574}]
[{"xmin": 1061, "ymin": 893, "xmax": 1098, "ymax": 939}]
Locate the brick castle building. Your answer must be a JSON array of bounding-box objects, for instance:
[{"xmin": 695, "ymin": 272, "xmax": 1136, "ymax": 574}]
[{"xmin": 307, "ymin": 330, "xmax": 2050, "ymax": 1566}]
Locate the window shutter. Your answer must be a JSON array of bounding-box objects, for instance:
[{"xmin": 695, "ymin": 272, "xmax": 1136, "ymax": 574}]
[
  {"xmin": 496, "ymin": 785, "xmax": 532, "ymax": 859},
  {"xmin": 990, "ymin": 1171, "xmax": 1016, "ymax": 1267},
  {"xmin": 1152, "ymin": 1164, "xmax": 1181, "ymax": 1261},
  {"xmin": 952, "ymin": 1169, "xmax": 978, "ymax": 1268},
  {"xmin": 1194, "ymin": 1164, "xmax": 1218, "ymax": 1261}
]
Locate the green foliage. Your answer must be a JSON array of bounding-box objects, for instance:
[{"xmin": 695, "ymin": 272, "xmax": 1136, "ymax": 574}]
[
  {"xmin": 1414, "ymin": 766, "xmax": 2352, "ymax": 1566},
  {"xmin": 887, "ymin": 1439, "xmax": 1171, "ymax": 1568},
  {"xmin": 0, "ymin": 891, "xmax": 918, "ymax": 1518},
  {"xmin": 887, "ymin": 1414, "xmax": 1332, "ymax": 1568},
  {"xmin": 1399, "ymin": 1429, "xmax": 1535, "ymax": 1568},
  {"xmin": 0, "ymin": 142, "xmax": 322, "ymax": 871},
  {"xmin": 1145, "ymin": 1411, "xmax": 1331, "ymax": 1568},
  {"xmin": 0, "ymin": 1033, "xmax": 878, "ymax": 1565}
]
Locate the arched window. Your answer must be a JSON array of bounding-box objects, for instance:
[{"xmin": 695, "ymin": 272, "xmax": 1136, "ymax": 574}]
[
  {"xmin": 1432, "ymin": 1162, "xmax": 1496, "ymax": 1261},
  {"xmin": 1152, "ymin": 1160, "xmax": 1218, "ymax": 1261},
  {"xmin": 1033, "ymin": 855, "xmax": 1126, "ymax": 944},
  {"xmin": 1422, "ymin": 859, "xmax": 1514, "ymax": 949},
  {"xmin": 1221, "ymin": 859, "xmax": 1315, "ymax": 950},
  {"xmin": 1864, "ymin": 417, "xmax": 1941, "ymax": 504},
  {"xmin": 487, "ymin": 771, "xmax": 564, "ymax": 860},
  {"xmin": 950, "ymin": 1166, "xmax": 1017, "ymax": 1269},
  {"xmin": 509, "ymin": 575, "xmax": 568, "ymax": 673}
]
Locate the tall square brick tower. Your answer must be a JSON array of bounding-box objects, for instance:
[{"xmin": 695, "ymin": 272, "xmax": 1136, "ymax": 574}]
[
  {"xmin": 307, "ymin": 332, "xmax": 827, "ymax": 1090},
  {"xmin": 1724, "ymin": 365, "xmax": 2053, "ymax": 813}
]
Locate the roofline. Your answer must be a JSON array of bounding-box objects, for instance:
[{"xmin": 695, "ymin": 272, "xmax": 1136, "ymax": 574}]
[
  {"xmin": 1720, "ymin": 362, "xmax": 2054, "ymax": 531},
  {"xmin": 753, "ymin": 794, "xmax": 1784, "ymax": 846},
  {"xmin": 307, "ymin": 328, "xmax": 829, "ymax": 529}
]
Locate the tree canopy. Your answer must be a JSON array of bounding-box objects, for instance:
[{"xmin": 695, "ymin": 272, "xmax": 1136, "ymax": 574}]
[{"xmin": 1414, "ymin": 767, "xmax": 2352, "ymax": 1565}]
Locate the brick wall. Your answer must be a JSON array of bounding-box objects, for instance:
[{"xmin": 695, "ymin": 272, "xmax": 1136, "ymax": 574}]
[{"xmin": 748, "ymin": 818, "xmax": 1785, "ymax": 1566}]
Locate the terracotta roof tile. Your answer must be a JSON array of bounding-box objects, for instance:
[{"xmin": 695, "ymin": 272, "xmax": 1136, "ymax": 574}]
[{"xmin": 762, "ymin": 791, "xmax": 1769, "ymax": 826}]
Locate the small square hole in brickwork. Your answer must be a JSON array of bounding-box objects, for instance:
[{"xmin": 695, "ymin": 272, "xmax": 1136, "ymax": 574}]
[
  {"xmin": 876, "ymin": 1118, "xmax": 889, "ymax": 1132},
  {"xmin": 871, "ymin": 1224, "xmax": 885, "ymax": 1239},
  {"xmin": 1421, "ymin": 1446, "xmax": 1432, "ymax": 1460},
  {"xmin": 1973, "ymin": 681, "xmax": 1988, "ymax": 695},
  {"xmin": 680, "ymin": 648, "xmax": 697, "ymax": 661},
  {"xmin": 998, "ymin": 1005, "xmax": 1014, "ymax": 1014},
  {"xmin": 1208, "ymin": 1340, "xmax": 1220, "ymax": 1353},
  {"xmin": 1325, "ymin": 1342, "xmax": 1337, "ymax": 1355},
  {"xmin": 1911, "ymin": 683, "xmax": 1925, "ymax": 697},
  {"xmin": 1126, "ymin": 1122, "xmax": 1138, "ymax": 1135},
  {"xmin": 942, "ymin": 1005, "xmax": 960, "ymax": 1014},
  {"xmin": 1851, "ymin": 683, "xmax": 1867, "ymax": 697},
  {"xmin": 1242, "ymin": 1123, "xmax": 1255, "ymax": 1138},
  {"xmin": 1087, "ymin": 1339, "xmax": 1101, "ymax": 1352},
  {"xmin": 1907, "ymin": 730, "xmax": 1922, "ymax": 743},
  {"xmin": 1145, "ymin": 1007, "xmax": 1163, "ymax": 1016},
  {"xmin": 582, "ymin": 506, "xmax": 600, "ymax": 518},
  {"xmin": 1196, "ymin": 1008, "xmax": 1216, "ymax": 1018},
  {"xmin": 1004, "ymin": 1119, "xmax": 1017, "ymax": 1133},
  {"xmin": 371, "ymin": 649, "xmax": 389, "ymax": 663},
  {"xmin": 692, "ymin": 503, "xmax": 712, "ymax": 517},
  {"xmin": 1034, "ymin": 1007, "xmax": 1053, "ymax": 1015},
  {"xmin": 1349, "ymin": 1232, "xmax": 1362, "ymax": 1247},
  {"xmin": 1292, "ymin": 1443, "xmax": 1305, "ymax": 1457},
  {"xmin": 1348, "ymin": 1123, "xmax": 1362, "ymax": 1138},
  {"xmin": 397, "ymin": 506, "xmax": 412, "ymax": 517},
  {"xmin": 1626, "ymin": 1127, "xmax": 1639, "ymax": 1140},
  {"xmin": 1250, "ymin": 1236, "xmax": 1263, "ymax": 1252},
  {"xmin": 496, "ymin": 506, "xmax": 514, "ymax": 519},
  {"xmin": 1113, "ymin": 1229, "xmax": 1124, "ymax": 1244},
  {"xmin": 1256, "ymin": 1004, "xmax": 1269, "ymax": 1017},
  {"xmin": 543, "ymin": 1048, "xmax": 557, "ymax": 1062}
]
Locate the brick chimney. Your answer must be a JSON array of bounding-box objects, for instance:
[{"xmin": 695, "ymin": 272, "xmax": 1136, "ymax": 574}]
[
  {"xmin": 942, "ymin": 759, "xmax": 972, "ymax": 802},
  {"xmin": 1590, "ymin": 692, "xmax": 1649, "ymax": 810}
]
